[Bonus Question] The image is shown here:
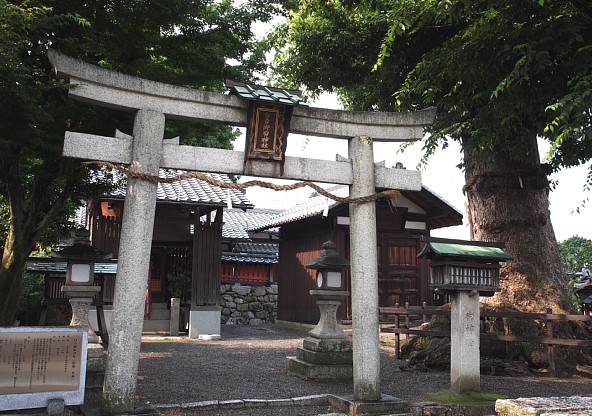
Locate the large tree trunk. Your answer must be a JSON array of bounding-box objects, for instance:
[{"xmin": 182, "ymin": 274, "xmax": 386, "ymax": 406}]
[
  {"xmin": 462, "ymin": 137, "xmax": 572, "ymax": 313},
  {"xmin": 0, "ymin": 225, "xmax": 35, "ymax": 326}
]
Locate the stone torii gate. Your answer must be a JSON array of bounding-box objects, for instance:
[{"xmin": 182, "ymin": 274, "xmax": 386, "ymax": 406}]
[{"xmin": 48, "ymin": 50, "xmax": 436, "ymax": 413}]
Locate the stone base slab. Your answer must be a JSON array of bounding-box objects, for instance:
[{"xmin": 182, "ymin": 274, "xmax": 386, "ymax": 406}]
[
  {"xmin": 86, "ymin": 343, "xmax": 107, "ymax": 389},
  {"xmin": 286, "ymin": 356, "xmax": 352, "ymax": 379},
  {"xmin": 296, "ymin": 347, "xmax": 353, "ymax": 365},
  {"xmin": 303, "ymin": 337, "xmax": 352, "ymax": 352},
  {"xmin": 496, "ymin": 396, "xmax": 592, "ymax": 415},
  {"xmin": 410, "ymin": 400, "xmax": 495, "ymax": 416},
  {"xmin": 327, "ymin": 393, "xmax": 409, "ymax": 415}
]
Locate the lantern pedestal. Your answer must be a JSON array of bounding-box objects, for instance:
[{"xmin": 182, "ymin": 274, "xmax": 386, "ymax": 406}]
[
  {"xmin": 61, "ymin": 285, "xmax": 101, "ymax": 344},
  {"xmin": 286, "ymin": 290, "xmax": 352, "ymax": 379},
  {"xmin": 418, "ymin": 237, "xmax": 511, "ymax": 394}
]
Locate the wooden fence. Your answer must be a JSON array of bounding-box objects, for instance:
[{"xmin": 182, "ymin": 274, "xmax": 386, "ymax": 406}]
[{"xmin": 380, "ymin": 303, "xmax": 592, "ymax": 372}]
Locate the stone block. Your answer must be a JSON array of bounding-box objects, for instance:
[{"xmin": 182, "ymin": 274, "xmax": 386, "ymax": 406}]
[
  {"xmin": 267, "ymin": 398, "xmax": 294, "ymax": 407},
  {"xmin": 327, "ymin": 394, "xmax": 409, "ymax": 416},
  {"xmin": 243, "ymin": 399, "xmax": 268, "ymax": 408},
  {"xmin": 232, "ymin": 284, "xmax": 251, "ymax": 296},
  {"xmin": 296, "ymin": 347, "xmax": 353, "ymax": 365},
  {"xmin": 255, "ymin": 311, "xmax": 268, "ymax": 319},
  {"xmin": 249, "ymin": 302, "xmax": 262, "ymax": 311},
  {"xmin": 303, "ymin": 337, "xmax": 353, "ymax": 353},
  {"xmin": 47, "ymin": 399, "xmax": 65, "ymax": 416},
  {"xmin": 188, "ymin": 307, "xmax": 220, "ymax": 339},
  {"xmin": 237, "ymin": 303, "xmax": 249, "ymax": 312},
  {"xmin": 291, "ymin": 394, "xmax": 329, "ymax": 406},
  {"xmin": 252, "ymin": 287, "xmax": 266, "ymax": 296},
  {"xmin": 496, "ymin": 396, "xmax": 592, "ymax": 416},
  {"xmin": 286, "ymin": 356, "xmax": 352, "ymax": 379},
  {"xmin": 249, "ymin": 318, "xmax": 264, "ymax": 326},
  {"xmin": 218, "ymin": 400, "xmax": 244, "ymax": 410}
]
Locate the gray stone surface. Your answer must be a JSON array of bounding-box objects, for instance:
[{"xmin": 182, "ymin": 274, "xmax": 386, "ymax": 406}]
[
  {"xmin": 348, "ymin": 136, "xmax": 381, "ymax": 401},
  {"xmin": 286, "ymin": 356, "xmax": 353, "ymax": 379},
  {"xmin": 189, "ymin": 307, "xmax": 221, "ymax": 339},
  {"xmin": 308, "ymin": 296, "xmax": 349, "ymax": 340},
  {"xmin": 296, "ymin": 347, "xmax": 353, "ymax": 365},
  {"xmin": 102, "ymin": 110, "xmax": 165, "ymax": 413},
  {"xmin": 327, "ymin": 393, "xmax": 409, "ymax": 415},
  {"xmin": 220, "ymin": 283, "xmax": 278, "ymax": 325},
  {"xmin": 169, "ymin": 297, "xmax": 180, "ymax": 336},
  {"xmin": 496, "ymin": 396, "xmax": 592, "ymax": 416},
  {"xmin": 46, "ymin": 399, "xmax": 65, "ymax": 416},
  {"xmin": 48, "ymin": 49, "xmax": 435, "ymax": 141},
  {"xmin": 63, "ymin": 131, "xmax": 422, "ymax": 189},
  {"xmin": 450, "ymin": 291, "xmax": 481, "ymax": 393}
]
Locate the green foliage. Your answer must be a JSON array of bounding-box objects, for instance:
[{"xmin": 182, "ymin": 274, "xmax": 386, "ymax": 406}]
[
  {"xmin": 17, "ymin": 273, "xmax": 44, "ymax": 325},
  {"xmin": 166, "ymin": 270, "xmax": 190, "ymax": 299},
  {"xmin": 272, "ymin": 0, "xmax": 592, "ymax": 179},
  {"xmin": 558, "ymin": 235, "xmax": 592, "ymax": 273}
]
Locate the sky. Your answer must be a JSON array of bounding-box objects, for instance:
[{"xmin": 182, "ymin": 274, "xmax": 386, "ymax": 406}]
[{"xmin": 235, "ymin": 94, "xmax": 592, "ymax": 243}]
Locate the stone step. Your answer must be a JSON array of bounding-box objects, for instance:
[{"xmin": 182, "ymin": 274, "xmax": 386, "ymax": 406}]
[
  {"xmin": 142, "ymin": 319, "xmax": 170, "ymax": 333},
  {"xmin": 147, "ymin": 306, "xmax": 170, "ymax": 320},
  {"xmin": 285, "ymin": 356, "xmax": 353, "ymax": 379}
]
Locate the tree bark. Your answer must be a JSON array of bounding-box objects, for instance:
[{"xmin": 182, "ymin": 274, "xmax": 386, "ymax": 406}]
[
  {"xmin": 0, "ymin": 226, "xmax": 34, "ymax": 326},
  {"xmin": 462, "ymin": 137, "xmax": 572, "ymax": 313},
  {"xmin": 0, "ymin": 168, "xmax": 75, "ymax": 326}
]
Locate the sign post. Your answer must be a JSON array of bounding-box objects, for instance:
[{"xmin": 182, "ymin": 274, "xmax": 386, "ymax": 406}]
[{"xmin": 0, "ymin": 327, "xmax": 88, "ymax": 412}]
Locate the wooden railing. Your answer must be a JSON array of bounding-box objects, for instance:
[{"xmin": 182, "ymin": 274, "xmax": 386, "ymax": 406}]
[{"xmin": 380, "ymin": 302, "xmax": 592, "ymax": 372}]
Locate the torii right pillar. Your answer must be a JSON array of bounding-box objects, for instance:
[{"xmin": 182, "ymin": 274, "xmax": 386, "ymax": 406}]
[{"xmin": 349, "ymin": 136, "xmax": 381, "ymax": 400}]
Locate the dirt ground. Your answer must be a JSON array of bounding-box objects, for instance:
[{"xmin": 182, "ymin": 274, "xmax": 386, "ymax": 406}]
[{"xmin": 130, "ymin": 324, "xmax": 592, "ymax": 414}]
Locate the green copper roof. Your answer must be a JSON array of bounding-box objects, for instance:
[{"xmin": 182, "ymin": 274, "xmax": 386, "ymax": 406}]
[
  {"xmin": 225, "ymin": 80, "xmax": 307, "ymax": 107},
  {"xmin": 419, "ymin": 242, "xmax": 512, "ymax": 261}
]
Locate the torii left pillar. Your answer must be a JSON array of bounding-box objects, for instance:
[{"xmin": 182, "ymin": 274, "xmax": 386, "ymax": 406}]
[{"xmin": 102, "ymin": 110, "xmax": 165, "ymax": 413}]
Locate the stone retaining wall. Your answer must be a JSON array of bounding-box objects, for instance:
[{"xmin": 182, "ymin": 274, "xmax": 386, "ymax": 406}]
[{"xmin": 220, "ymin": 283, "xmax": 278, "ymax": 325}]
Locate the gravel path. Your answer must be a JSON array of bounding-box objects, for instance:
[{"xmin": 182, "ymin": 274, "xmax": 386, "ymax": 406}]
[{"xmin": 130, "ymin": 324, "xmax": 592, "ymax": 415}]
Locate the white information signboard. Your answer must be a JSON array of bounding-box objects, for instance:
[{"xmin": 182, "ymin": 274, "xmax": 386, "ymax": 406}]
[{"xmin": 0, "ymin": 326, "xmax": 88, "ymax": 411}]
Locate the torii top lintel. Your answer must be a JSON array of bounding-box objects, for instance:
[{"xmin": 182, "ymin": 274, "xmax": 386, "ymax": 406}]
[{"xmin": 48, "ymin": 49, "xmax": 435, "ymax": 142}]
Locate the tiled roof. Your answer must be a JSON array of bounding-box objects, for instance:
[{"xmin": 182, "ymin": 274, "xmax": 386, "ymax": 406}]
[
  {"xmin": 221, "ymin": 252, "xmax": 277, "ymax": 264},
  {"xmin": 251, "ymin": 185, "xmax": 463, "ymax": 231},
  {"xmin": 101, "ymin": 169, "xmax": 253, "ymax": 208},
  {"xmin": 221, "ymin": 208, "xmax": 281, "ymax": 240},
  {"xmin": 252, "ymin": 186, "xmax": 347, "ymax": 231},
  {"xmin": 225, "ymin": 80, "xmax": 307, "ymax": 107},
  {"xmin": 233, "ymin": 242, "xmax": 278, "ymax": 255}
]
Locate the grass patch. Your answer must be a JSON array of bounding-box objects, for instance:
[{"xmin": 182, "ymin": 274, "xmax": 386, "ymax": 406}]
[{"xmin": 425, "ymin": 390, "xmax": 508, "ymax": 404}]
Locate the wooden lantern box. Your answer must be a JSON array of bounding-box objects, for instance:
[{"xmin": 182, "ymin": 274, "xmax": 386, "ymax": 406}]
[{"xmin": 418, "ymin": 237, "xmax": 511, "ymax": 296}]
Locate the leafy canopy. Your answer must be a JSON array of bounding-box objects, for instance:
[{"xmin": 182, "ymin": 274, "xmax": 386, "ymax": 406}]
[
  {"xmin": 558, "ymin": 235, "xmax": 592, "ymax": 273},
  {"xmin": 0, "ymin": 0, "xmax": 279, "ymax": 246},
  {"xmin": 271, "ymin": 0, "xmax": 592, "ymax": 175}
]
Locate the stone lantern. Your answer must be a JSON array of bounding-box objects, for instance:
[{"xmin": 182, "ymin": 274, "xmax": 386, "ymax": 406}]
[
  {"xmin": 286, "ymin": 241, "xmax": 353, "ymax": 379},
  {"xmin": 53, "ymin": 228, "xmax": 112, "ymax": 344},
  {"xmin": 418, "ymin": 237, "xmax": 511, "ymax": 393}
]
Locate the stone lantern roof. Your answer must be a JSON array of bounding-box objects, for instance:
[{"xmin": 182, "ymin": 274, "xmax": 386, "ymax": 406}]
[{"xmin": 52, "ymin": 228, "xmax": 112, "ymax": 261}]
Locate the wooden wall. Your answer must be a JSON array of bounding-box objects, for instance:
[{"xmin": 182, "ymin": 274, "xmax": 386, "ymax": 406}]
[{"xmin": 276, "ymin": 204, "xmax": 433, "ymax": 324}]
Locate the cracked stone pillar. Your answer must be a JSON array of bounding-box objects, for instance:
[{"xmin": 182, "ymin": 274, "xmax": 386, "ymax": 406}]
[{"xmin": 102, "ymin": 110, "xmax": 165, "ymax": 413}]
